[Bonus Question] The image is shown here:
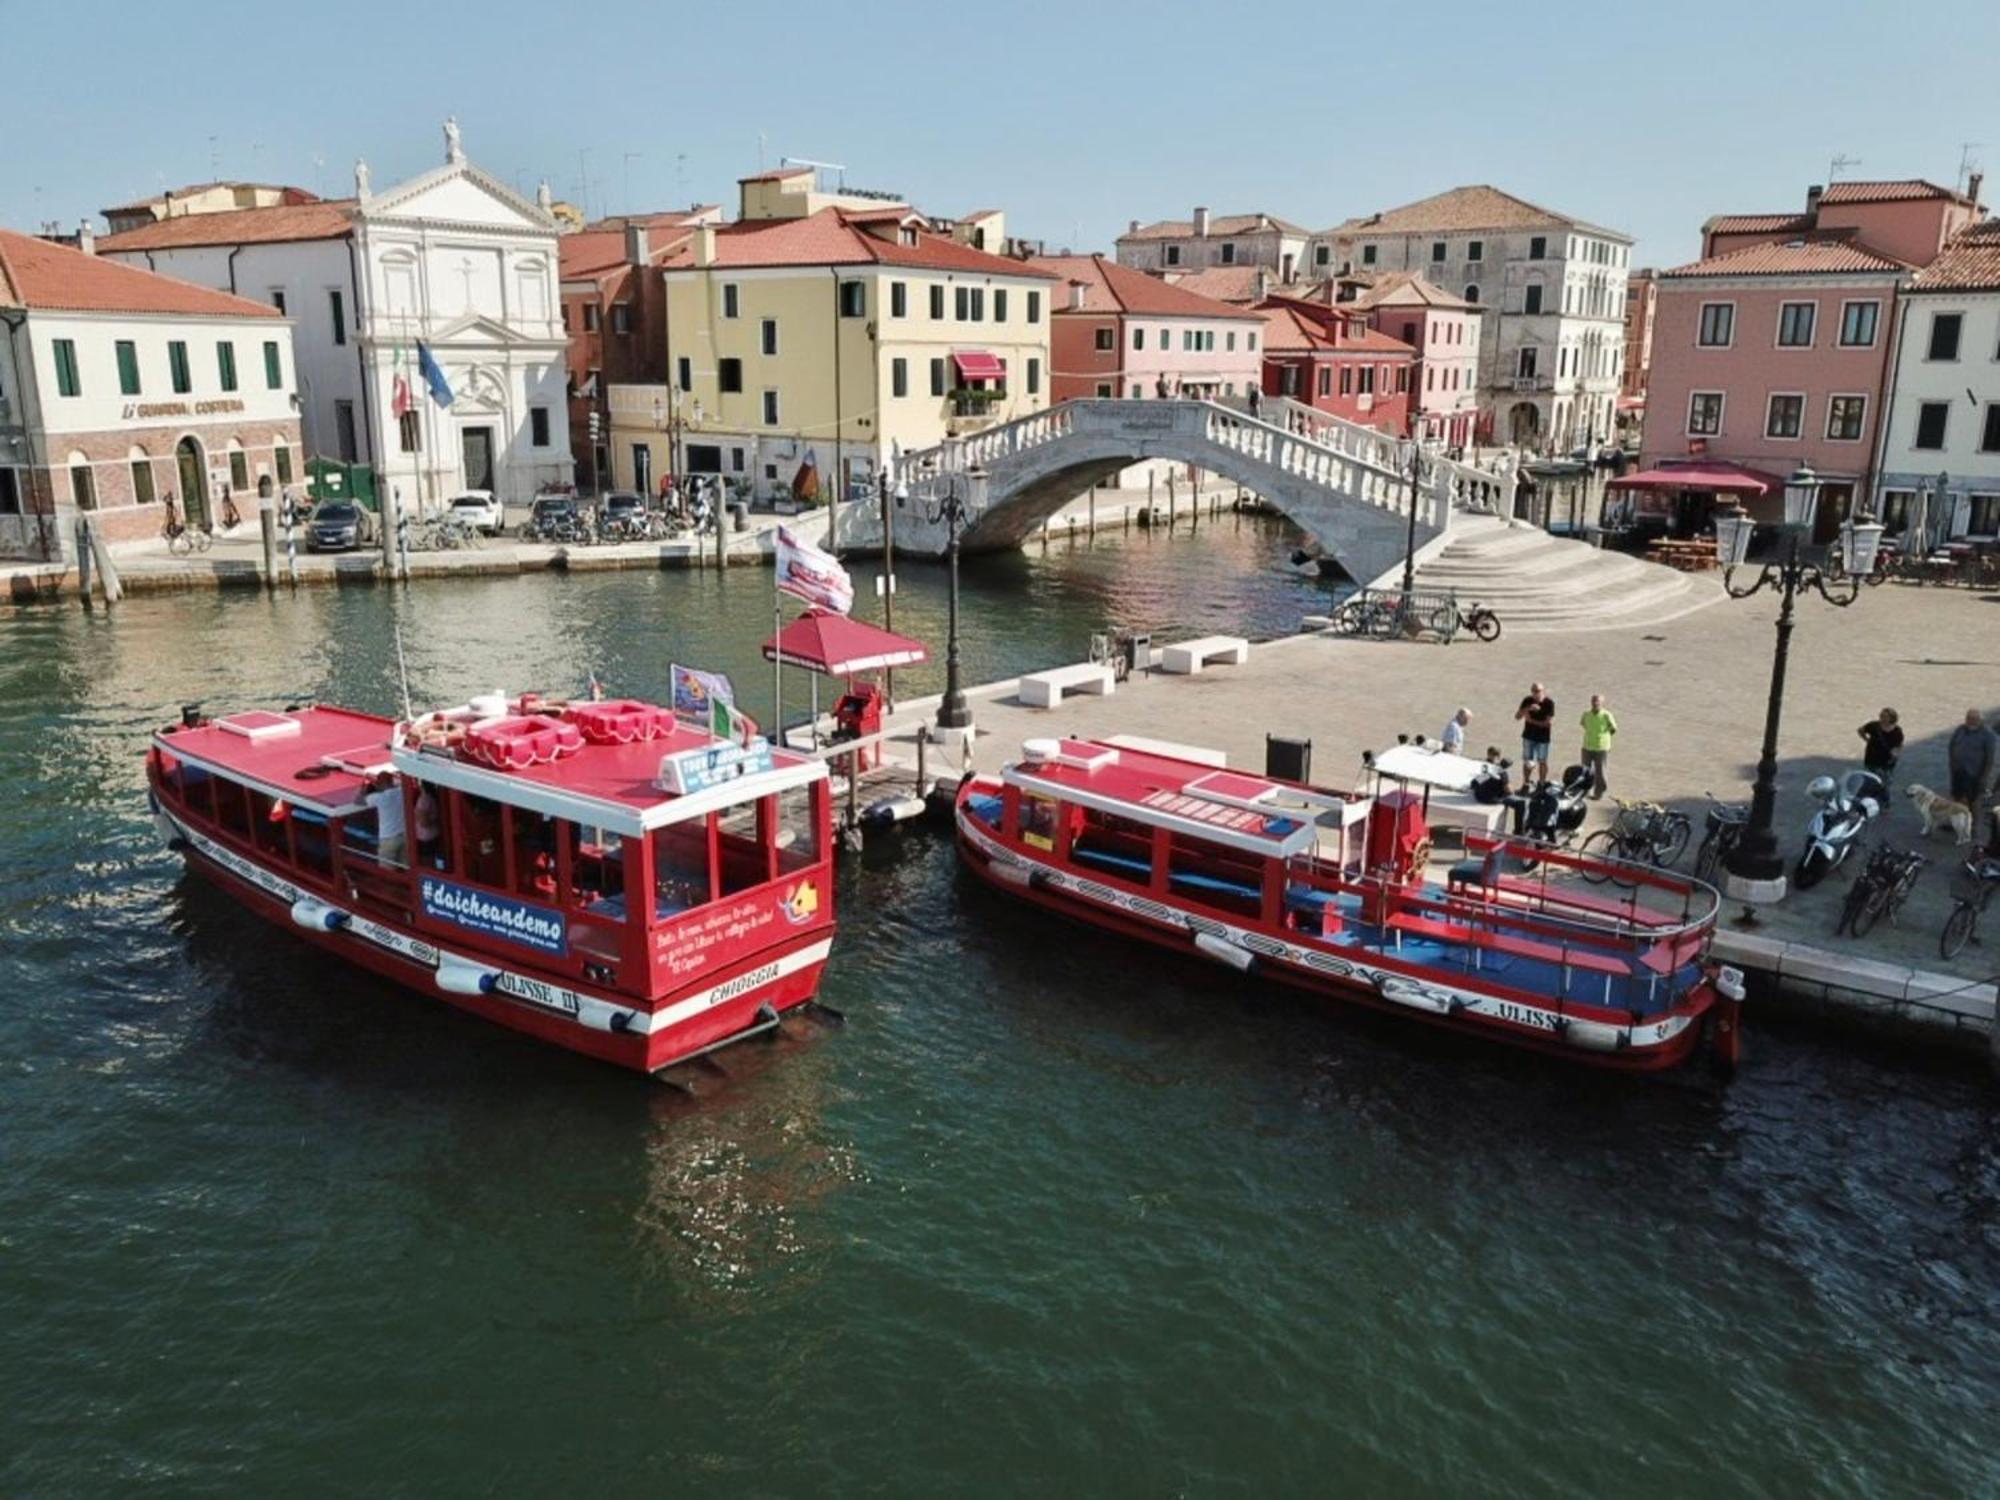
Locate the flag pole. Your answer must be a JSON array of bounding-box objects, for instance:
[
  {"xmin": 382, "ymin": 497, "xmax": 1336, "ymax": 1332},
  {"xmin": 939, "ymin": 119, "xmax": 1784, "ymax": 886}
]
[{"xmin": 772, "ymin": 564, "xmax": 784, "ymax": 751}]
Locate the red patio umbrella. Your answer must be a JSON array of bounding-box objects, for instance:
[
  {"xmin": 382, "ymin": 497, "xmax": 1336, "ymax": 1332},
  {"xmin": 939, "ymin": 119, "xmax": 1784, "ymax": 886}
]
[{"xmin": 762, "ymin": 608, "xmax": 929, "ymax": 675}]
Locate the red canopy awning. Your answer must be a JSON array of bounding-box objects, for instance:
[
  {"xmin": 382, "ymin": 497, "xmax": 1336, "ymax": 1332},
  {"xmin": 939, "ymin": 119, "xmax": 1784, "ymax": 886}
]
[
  {"xmin": 952, "ymin": 350, "xmax": 1006, "ymax": 383},
  {"xmin": 1605, "ymin": 462, "xmax": 1787, "ymax": 495},
  {"xmin": 762, "ymin": 609, "xmax": 929, "ymax": 676}
]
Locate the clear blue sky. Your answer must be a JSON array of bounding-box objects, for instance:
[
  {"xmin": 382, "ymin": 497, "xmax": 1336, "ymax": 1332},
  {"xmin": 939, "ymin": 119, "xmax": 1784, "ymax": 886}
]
[{"xmin": 3, "ymin": 0, "xmax": 1995, "ymax": 269}]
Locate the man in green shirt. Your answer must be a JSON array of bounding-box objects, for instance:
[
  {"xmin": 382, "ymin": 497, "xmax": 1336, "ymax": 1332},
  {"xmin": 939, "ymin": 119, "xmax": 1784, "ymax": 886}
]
[{"xmin": 1580, "ymin": 694, "xmax": 1618, "ymax": 799}]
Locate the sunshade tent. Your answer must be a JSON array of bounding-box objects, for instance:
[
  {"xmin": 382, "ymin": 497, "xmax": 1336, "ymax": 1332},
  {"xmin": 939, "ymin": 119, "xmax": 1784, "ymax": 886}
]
[
  {"xmin": 1604, "ymin": 462, "xmax": 1787, "ymax": 496},
  {"xmin": 762, "ymin": 608, "xmax": 929, "ymax": 676}
]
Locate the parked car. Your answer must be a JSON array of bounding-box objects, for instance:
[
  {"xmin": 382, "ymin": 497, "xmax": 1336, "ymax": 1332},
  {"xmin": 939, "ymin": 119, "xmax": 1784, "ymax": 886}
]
[
  {"xmin": 521, "ymin": 495, "xmax": 587, "ymax": 543},
  {"xmin": 306, "ymin": 500, "xmax": 371, "ymax": 553},
  {"xmin": 447, "ymin": 490, "xmax": 505, "ymax": 535},
  {"xmin": 599, "ymin": 491, "xmax": 650, "ymax": 538}
]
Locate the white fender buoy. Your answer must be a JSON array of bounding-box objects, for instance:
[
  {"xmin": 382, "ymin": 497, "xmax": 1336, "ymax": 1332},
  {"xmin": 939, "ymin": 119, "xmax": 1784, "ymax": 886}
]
[
  {"xmin": 435, "ymin": 954, "xmax": 500, "ymax": 996},
  {"xmin": 990, "ymin": 858, "xmax": 1037, "ymax": 888},
  {"xmin": 1377, "ymin": 977, "xmax": 1455, "ymax": 1015},
  {"xmin": 1564, "ymin": 1019, "xmax": 1625, "ymax": 1052},
  {"xmin": 1193, "ymin": 931, "xmax": 1256, "ymax": 973},
  {"xmin": 862, "ymin": 795, "xmax": 928, "ymax": 830},
  {"xmin": 289, "ymin": 896, "xmax": 352, "ymax": 932}
]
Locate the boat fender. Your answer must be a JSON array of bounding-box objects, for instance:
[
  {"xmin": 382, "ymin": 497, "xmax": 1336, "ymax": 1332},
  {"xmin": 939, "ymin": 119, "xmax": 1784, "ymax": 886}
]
[
  {"xmin": 862, "ymin": 795, "xmax": 928, "ymax": 830},
  {"xmin": 289, "ymin": 896, "xmax": 352, "ymax": 932},
  {"xmin": 1192, "ymin": 930, "xmax": 1256, "ymax": 973},
  {"xmin": 1376, "ymin": 977, "xmax": 1457, "ymax": 1015},
  {"xmin": 1714, "ymin": 965, "xmax": 1746, "ymax": 1003},
  {"xmin": 435, "ymin": 955, "xmax": 501, "ymax": 997},
  {"xmin": 1563, "ymin": 1019, "xmax": 1626, "ymax": 1052},
  {"xmin": 990, "ymin": 858, "xmax": 1037, "ymax": 889}
]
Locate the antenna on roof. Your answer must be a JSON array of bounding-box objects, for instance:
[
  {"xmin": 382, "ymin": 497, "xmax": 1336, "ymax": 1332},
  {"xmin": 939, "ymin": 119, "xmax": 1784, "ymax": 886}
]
[
  {"xmin": 1958, "ymin": 142, "xmax": 1985, "ymax": 195},
  {"xmin": 1828, "ymin": 154, "xmax": 1861, "ymax": 183}
]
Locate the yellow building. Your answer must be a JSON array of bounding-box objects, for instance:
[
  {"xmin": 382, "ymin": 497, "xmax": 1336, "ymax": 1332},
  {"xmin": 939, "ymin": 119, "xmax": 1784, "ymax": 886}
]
[{"xmin": 608, "ymin": 166, "xmax": 1056, "ymax": 502}]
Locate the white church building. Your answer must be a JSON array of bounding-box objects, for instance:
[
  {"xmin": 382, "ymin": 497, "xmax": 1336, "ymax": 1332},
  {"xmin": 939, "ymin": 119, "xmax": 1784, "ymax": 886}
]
[{"xmin": 99, "ymin": 120, "xmax": 571, "ymax": 514}]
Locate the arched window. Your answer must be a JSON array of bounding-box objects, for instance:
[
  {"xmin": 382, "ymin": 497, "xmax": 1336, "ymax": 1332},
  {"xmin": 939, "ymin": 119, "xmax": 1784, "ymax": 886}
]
[
  {"xmin": 273, "ymin": 435, "xmax": 294, "ymax": 486},
  {"xmin": 68, "ymin": 451, "xmax": 97, "ymax": 510},
  {"xmin": 1464, "ymin": 285, "xmax": 1480, "ymax": 305},
  {"xmin": 226, "ymin": 437, "xmax": 249, "ymax": 493},
  {"xmin": 128, "ymin": 445, "xmax": 156, "ymax": 506}
]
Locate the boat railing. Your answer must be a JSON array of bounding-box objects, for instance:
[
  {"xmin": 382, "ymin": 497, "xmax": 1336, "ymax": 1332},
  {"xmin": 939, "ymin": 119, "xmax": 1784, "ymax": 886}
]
[{"xmin": 1458, "ymin": 832, "xmax": 1722, "ymax": 941}]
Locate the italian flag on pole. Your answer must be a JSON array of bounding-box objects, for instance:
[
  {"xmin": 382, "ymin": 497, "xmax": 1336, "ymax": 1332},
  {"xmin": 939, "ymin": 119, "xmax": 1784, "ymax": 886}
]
[{"xmin": 711, "ymin": 698, "xmax": 759, "ymax": 747}]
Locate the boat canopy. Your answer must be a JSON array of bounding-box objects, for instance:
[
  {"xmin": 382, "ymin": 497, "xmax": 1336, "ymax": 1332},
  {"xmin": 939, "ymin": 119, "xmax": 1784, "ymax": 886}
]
[{"xmin": 1368, "ymin": 743, "xmax": 1490, "ymax": 792}]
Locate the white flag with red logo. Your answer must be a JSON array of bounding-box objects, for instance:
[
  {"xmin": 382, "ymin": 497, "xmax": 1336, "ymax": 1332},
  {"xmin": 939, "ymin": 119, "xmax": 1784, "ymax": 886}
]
[{"xmin": 775, "ymin": 525, "xmax": 853, "ymax": 614}]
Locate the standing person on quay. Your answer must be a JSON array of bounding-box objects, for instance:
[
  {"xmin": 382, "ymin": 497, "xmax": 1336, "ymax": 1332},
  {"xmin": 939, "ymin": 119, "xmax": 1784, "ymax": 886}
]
[
  {"xmin": 1946, "ymin": 709, "xmax": 1996, "ymax": 806},
  {"xmin": 1857, "ymin": 708, "xmax": 1904, "ymax": 786},
  {"xmin": 1579, "ymin": 694, "xmax": 1618, "ymax": 799},
  {"xmin": 1247, "ymin": 384, "xmax": 1262, "ymax": 420},
  {"xmin": 1515, "ymin": 682, "xmax": 1556, "ymax": 785},
  {"xmin": 1440, "ymin": 707, "xmax": 1471, "ymax": 756}
]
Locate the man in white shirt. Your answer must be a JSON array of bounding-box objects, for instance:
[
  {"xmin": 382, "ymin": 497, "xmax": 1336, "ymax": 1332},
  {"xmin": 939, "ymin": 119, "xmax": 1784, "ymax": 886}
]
[
  {"xmin": 366, "ymin": 773, "xmax": 407, "ymax": 867},
  {"xmin": 1441, "ymin": 707, "xmax": 1471, "ymax": 755}
]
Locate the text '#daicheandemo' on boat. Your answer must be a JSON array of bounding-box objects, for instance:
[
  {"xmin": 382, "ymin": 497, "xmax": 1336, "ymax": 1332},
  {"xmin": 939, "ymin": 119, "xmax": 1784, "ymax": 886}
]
[
  {"xmin": 145, "ymin": 690, "xmax": 836, "ymax": 1075},
  {"xmin": 954, "ymin": 738, "xmax": 1743, "ymax": 1073}
]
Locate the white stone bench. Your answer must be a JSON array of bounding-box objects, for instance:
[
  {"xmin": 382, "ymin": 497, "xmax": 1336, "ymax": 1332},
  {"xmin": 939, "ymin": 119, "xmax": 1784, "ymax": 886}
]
[
  {"xmin": 1019, "ymin": 663, "xmax": 1117, "ymax": 708},
  {"xmin": 1159, "ymin": 635, "xmax": 1250, "ymax": 675}
]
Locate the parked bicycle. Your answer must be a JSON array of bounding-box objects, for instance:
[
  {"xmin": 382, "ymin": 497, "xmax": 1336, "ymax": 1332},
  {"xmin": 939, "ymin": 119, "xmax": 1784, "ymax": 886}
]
[
  {"xmin": 160, "ymin": 495, "xmax": 212, "ymax": 555},
  {"xmin": 1329, "ymin": 589, "xmax": 1457, "ymax": 641},
  {"xmin": 1454, "ymin": 600, "xmax": 1502, "ymax": 642},
  {"xmin": 1692, "ymin": 792, "xmax": 1749, "ymax": 884},
  {"xmin": 413, "ymin": 517, "xmax": 483, "ymax": 551},
  {"xmin": 1836, "ymin": 843, "xmax": 1927, "ymax": 937},
  {"xmin": 1940, "ymin": 854, "xmax": 2000, "ymax": 960},
  {"xmin": 1579, "ymin": 798, "xmax": 1692, "ymax": 883}
]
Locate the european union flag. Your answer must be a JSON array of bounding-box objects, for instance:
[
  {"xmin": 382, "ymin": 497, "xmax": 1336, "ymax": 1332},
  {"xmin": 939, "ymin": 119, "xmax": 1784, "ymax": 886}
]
[{"xmin": 417, "ymin": 342, "xmax": 454, "ymax": 408}]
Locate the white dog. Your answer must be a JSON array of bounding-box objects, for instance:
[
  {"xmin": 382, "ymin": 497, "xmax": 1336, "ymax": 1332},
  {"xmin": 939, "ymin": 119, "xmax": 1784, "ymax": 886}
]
[{"xmin": 1906, "ymin": 783, "xmax": 1974, "ymax": 844}]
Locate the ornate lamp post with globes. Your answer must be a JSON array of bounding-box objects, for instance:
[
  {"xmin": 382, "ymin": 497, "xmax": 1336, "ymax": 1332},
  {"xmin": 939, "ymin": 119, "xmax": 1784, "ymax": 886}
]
[
  {"xmin": 924, "ymin": 464, "xmax": 987, "ymax": 732},
  {"xmin": 1711, "ymin": 463, "xmax": 1883, "ymax": 910}
]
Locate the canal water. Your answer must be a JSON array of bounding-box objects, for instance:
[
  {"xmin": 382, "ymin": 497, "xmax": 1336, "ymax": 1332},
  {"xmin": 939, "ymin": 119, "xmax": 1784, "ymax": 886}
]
[{"xmin": 2, "ymin": 517, "xmax": 1995, "ymax": 1498}]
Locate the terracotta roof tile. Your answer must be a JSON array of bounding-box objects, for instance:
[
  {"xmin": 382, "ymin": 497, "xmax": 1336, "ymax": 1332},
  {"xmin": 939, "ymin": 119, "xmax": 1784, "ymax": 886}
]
[
  {"xmin": 558, "ymin": 227, "xmax": 691, "ymax": 280},
  {"xmin": 0, "ymin": 228, "xmax": 285, "ymax": 318},
  {"xmin": 653, "ymin": 208, "xmax": 1057, "ymax": 279},
  {"xmin": 1030, "ymin": 255, "xmax": 1263, "ymax": 319},
  {"xmin": 1702, "ymin": 213, "xmax": 1813, "ymax": 235},
  {"xmin": 1119, "ymin": 212, "xmax": 1308, "ymax": 242},
  {"xmin": 1347, "ymin": 271, "xmax": 1477, "ymax": 311},
  {"xmin": 97, "ymin": 199, "xmax": 355, "ymax": 251},
  {"xmin": 1820, "ymin": 178, "xmax": 1972, "ymax": 206},
  {"xmin": 1909, "ymin": 219, "xmax": 2000, "ymax": 292},
  {"xmin": 1159, "ymin": 266, "xmax": 1268, "ymax": 304},
  {"xmin": 1326, "ymin": 184, "xmax": 1627, "ymax": 241},
  {"xmin": 1661, "ymin": 238, "xmax": 1912, "ymax": 278},
  {"xmin": 1256, "ymin": 298, "xmax": 1417, "ymax": 354}
]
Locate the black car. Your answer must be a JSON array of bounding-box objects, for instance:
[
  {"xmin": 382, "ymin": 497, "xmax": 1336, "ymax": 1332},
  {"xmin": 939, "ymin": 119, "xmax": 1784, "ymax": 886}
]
[
  {"xmin": 306, "ymin": 501, "xmax": 370, "ymax": 553},
  {"xmin": 523, "ymin": 495, "xmax": 585, "ymax": 541}
]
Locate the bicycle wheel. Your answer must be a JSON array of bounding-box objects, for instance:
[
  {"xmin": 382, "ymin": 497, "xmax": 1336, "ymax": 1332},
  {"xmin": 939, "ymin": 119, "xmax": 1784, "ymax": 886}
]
[
  {"xmin": 1653, "ymin": 813, "xmax": 1692, "ymax": 868},
  {"xmin": 166, "ymin": 529, "xmax": 190, "ymax": 557},
  {"xmin": 196, "ymin": 528, "xmax": 213, "ymax": 553},
  {"xmin": 1472, "ymin": 610, "xmax": 1502, "ymax": 643},
  {"xmin": 1365, "ymin": 602, "xmax": 1401, "ymax": 640},
  {"xmin": 1940, "ymin": 903, "xmax": 1977, "ymax": 960},
  {"xmin": 1578, "ymin": 828, "xmax": 1621, "ymax": 884},
  {"xmin": 1425, "ymin": 605, "xmax": 1457, "ymax": 639},
  {"xmin": 1849, "ymin": 882, "xmax": 1891, "ymax": 938},
  {"xmin": 1692, "ymin": 829, "xmax": 1723, "ymax": 883}
]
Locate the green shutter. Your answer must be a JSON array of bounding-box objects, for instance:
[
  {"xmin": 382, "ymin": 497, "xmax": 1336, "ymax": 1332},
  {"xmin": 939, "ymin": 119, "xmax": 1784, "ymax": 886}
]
[
  {"xmin": 217, "ymin": 341, "xmax": 237, "ymax": 392},
  {"xmin": 264, "ymin": 341, "xmax": 281, "ymax": 389},
  {"xmin": 54, "ymin": 339, "xmax": 80, "ymax": 397},
  {"xmin": 116, "ymin": 340, "xmax": 141, "ymax": 395},
  {"xmin": 169, "ymin": 342, "xmax": 190, "ymax": 393}
]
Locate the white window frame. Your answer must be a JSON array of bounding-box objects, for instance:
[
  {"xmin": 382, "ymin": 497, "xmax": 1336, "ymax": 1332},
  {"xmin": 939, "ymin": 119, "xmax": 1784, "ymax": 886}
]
[
  {"xmin": 1774, "ymin": 301, "xmax": 1817, "ymax": 349},
  {"xmin": 1836, "ymin": 298, "xmax": 1880, "ymax": 348},
  {"xmin": 1824, "ymin": 392, "xmax": 1868, "ymax": 443},
  {"xmin": 1686, "ymin": 389, "xmax": 1724, "ymax": 436},
  {"xmin": 1696, "ymin": 301, "xmax": 1734, "ymax": 348},
  {"xmin": 1764, "ymin": 391, "xmax": 1806, "ymax": 441}
]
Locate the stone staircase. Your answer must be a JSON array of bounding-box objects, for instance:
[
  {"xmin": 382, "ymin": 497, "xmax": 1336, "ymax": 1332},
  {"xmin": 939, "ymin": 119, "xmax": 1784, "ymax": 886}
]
[{"xmin": 1411, "ymin": 513, "xmax": 1723, "ymax": 633}]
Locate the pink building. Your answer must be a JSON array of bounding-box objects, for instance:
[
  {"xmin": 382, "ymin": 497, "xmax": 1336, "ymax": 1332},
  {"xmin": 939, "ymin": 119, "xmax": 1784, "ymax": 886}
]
[
  {"xmin": 1629, "ymin": 178, "xmax": 1982, "ymax": 539},
  {"xmin": 1031, "ymin": 254, "xmax": 1264, "ymax": 403},
  {"xmin": 1348, "ymin": 274, "xmax": 1482, "ymax": 447}
]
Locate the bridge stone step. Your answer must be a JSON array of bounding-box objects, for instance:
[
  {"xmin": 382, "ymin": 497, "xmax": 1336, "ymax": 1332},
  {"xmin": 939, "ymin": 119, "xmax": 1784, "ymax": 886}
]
[{"xmin": 1411, "ymin": 519, "xmax": 1722, "ymax": 633}]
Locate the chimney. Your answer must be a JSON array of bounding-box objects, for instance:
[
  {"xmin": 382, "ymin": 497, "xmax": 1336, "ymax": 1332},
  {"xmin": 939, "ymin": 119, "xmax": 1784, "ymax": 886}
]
[
  {"xmin": 1969, "ymin": 171, "xmax": 1984, "ymax": 208},
  {"xmin": 76, "ymin": 220, "xmax": 96, "ymax": 256},
  {"xmin": 1254, "ymin": 268, "xmax": 1269, "ymax": 300},
  {"xmin": 694, "ymin": 224, "xmax": 717, "ymax": 267},
  {"xmin": 1804, "ymin": 184, "xmax": 1824, "ymax": 223},
  {"xmin": 1127, "ymin": 219, "xmax": 1139, "ymax": 235},
  {"xmin": 625, "ymin": 222, "xmax": 650, "ymax": 265},
  {"xmin": 1069, "ymin": 279, "xmax": 1087, "ymax": 311},
  {"xmin": 1193, "ymin": 206, "xmax": 1211, "ymax": 238}
]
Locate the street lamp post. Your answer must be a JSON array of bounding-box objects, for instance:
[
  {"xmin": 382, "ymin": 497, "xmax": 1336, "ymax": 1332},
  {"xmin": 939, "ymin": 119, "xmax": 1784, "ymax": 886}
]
[
  {"xmin": 925, "ymin": 465, "xmax": 983, "ymax": 732},
  {"xmin": 1712, "ymin": 464, "xmax": 1884, "ymax": 911},
  {"xmin": 1400, "ymin": 439, "xmax": 1426, "ymax": 595}
]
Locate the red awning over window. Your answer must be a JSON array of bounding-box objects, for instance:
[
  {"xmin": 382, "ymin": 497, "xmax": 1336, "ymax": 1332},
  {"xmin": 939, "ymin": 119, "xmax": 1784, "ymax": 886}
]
[{"xmin": 952, "ymin": 350, "xmax": 1006, "ymax": 383}]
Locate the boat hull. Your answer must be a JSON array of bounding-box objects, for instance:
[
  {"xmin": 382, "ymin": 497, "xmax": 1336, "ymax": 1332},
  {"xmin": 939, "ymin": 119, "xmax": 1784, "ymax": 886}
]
[
  {"xmin": 955, "ymin": 809, "xmax": 1714, "ymax": 1074},
  {"xmin": 157, "ymin": 804, "xmax": 829, "ymax": 1076}
]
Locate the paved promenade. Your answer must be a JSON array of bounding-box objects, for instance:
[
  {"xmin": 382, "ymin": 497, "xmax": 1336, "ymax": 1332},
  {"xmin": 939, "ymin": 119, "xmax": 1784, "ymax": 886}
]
[{"xmin": 879, "ymin": 577, "xmax": 2000, "ymax": 1033}]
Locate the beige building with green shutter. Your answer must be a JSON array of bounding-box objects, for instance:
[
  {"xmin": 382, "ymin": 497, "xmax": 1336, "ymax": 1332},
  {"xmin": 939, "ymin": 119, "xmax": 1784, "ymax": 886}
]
[{"xmin": 608, "ymin": 165, "xmax": 1056, "ymax": 503}]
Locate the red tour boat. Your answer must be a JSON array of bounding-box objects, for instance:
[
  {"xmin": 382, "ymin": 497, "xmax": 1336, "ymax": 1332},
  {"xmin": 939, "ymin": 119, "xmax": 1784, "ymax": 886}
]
[
  {"xmin": 955, "ymin": 738, "xmax": 1741, "ymax": 1072},
  {"xmin": 146, "ymin": 691, "xmax": 836, "ymax": 1075}
]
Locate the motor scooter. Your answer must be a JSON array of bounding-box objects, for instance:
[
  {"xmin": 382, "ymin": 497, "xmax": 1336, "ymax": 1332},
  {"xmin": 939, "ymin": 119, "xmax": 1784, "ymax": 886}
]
[{"xmin": 1795, "ymin": 769, "xmax": 1886, "ymax": 889}]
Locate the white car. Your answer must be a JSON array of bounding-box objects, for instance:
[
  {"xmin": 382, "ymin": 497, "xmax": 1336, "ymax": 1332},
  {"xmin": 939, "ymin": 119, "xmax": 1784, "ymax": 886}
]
[{"xmin": 446, "ymin": 491, "xmax": 504, "ymax": 535}]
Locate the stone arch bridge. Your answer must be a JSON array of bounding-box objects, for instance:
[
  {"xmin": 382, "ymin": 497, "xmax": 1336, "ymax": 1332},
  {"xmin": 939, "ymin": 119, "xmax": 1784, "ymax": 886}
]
[{"xmin": 841, "ymin": 399, "xmax": 1513, "ymax": 588}]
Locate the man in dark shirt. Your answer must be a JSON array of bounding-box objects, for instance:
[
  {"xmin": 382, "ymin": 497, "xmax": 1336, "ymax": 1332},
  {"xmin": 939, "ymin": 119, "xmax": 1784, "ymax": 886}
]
[
  {"xmin": 1516, "ymin": 682, "xmax": 1556, "ymax": 785},
  {"xmin": 1857, "ymin": 708, "xmax": 1903, "ymax": 785}
]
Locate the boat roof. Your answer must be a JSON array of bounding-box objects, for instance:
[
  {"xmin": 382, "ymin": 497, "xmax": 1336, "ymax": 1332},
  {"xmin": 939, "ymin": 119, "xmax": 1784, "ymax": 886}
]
[
  {"xmin": 1369, "ymin": 742, "xmax": 1488, "ymax": 792},
  {"xmin": 1003, "ymin": 738, "xmax": 1345, "ymax": 858},
  {"xmin": 391, "ymin": 714, "xmax": 824, "ymax": 837},
  {"xmin": 154, "ymin": 705, "xmax": 396, "ymax": 817}
]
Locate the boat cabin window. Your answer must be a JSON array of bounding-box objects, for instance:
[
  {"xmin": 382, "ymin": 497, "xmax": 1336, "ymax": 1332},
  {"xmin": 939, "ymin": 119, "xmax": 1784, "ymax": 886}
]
[
  {"xmin": 1166, "ymin": 833, "xmax": 1264, "ymax": 919},
  {"xmin": 1071, "ymin": 807, "xmax": 1156, "ymax": 883},
  {"xmin": 246, "ymin": 789, "xmax": 290, "ymax": 861},
  {"xmin": 716, "ymin": 799, "xmax": 768, "ymax": 897},
  {"xmin": 413, "ymin": 784, "xmax": 446, "ymax": 871},
  {"xmin": 1017, "ymin": 792, "xmax": 1060, "ymax": 851},
  {"xmin": 510, "ymin": 805, "xmax": 558, "ymax": 900},
  {"xmin": 459, "ymin": 793, "xmax": 507, "ymax": 888},
  {"xmin": 213, "ymin": 777, "xmax": 252, "ymax": 840},
  {"xmin": 289, "ymin": 805, "xmax": 335, "ymax": 878},
  {"xmin": 568, "ymin": 826, "xmax": 627, "ymax": 910},
  {"xmin": 652, "ymin": 820, "xmax": 711, "ymax": 916},
  {"xmin": 774, "ymin": 784, "xmax": 820, "ymax": 872}
]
